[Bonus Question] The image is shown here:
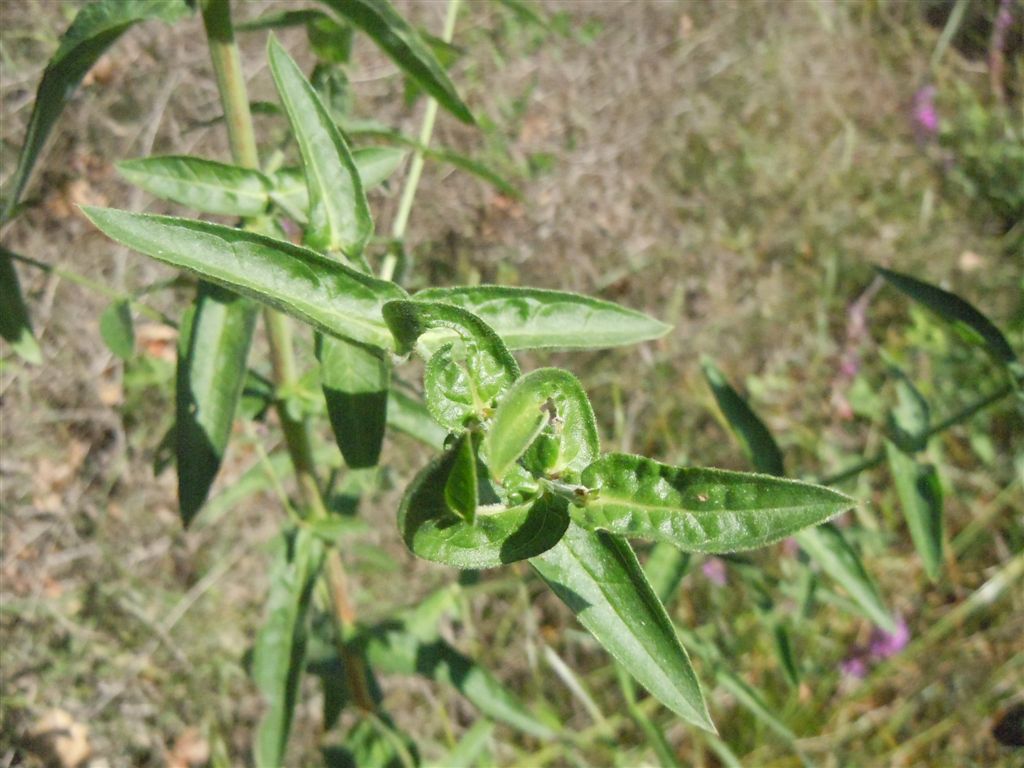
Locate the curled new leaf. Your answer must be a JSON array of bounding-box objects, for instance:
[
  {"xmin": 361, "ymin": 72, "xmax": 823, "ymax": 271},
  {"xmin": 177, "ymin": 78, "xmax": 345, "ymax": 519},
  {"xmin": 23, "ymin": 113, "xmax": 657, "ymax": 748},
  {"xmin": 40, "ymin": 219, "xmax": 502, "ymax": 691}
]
[
  {"xmin": 399, "ymin": 451, "xmax": 568, "ymax": 569},
  {"xmin": 485, "ymin": 367, "xmax": 599, "ymax": 482},
  {"xmin": 576, "ymin": 453, "xmax": 854, "ymax": 553},
  {"xmin": 384, "ymin": 300, "xmax": 519, "ymax": 429},
  {"xmin": 415, "ymin": 285, "xmax": 672, "ymax": 351},
  {"xmin": 82, "ymin": 207, "xmax": 406, "ymax": 350},
  {"xmin": 444, "ymin": 432, "xmax": 478, "ymax": 524}
]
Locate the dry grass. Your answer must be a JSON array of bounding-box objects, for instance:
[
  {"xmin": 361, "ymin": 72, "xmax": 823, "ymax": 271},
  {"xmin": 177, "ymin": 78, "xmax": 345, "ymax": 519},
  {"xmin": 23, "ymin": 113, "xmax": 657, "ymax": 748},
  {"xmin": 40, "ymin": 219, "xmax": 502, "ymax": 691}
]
[{"xmin": 2, "ymin": 0, "xmax": 1022, "ymax": 765}]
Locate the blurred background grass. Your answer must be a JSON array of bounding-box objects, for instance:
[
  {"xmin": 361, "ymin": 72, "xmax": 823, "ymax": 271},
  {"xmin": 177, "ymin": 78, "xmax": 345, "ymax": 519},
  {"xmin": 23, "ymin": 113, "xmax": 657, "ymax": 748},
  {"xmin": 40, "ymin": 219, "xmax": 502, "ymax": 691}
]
[{"xmin": 1, "ymin": 0, "xmax": 1022, "ymax": 765}]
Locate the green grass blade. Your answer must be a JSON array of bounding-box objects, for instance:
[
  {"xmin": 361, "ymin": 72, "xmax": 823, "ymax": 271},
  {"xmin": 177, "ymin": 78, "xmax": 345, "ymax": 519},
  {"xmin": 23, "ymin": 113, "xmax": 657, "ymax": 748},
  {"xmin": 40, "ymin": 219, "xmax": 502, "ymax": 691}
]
[
  {"xmin": 531, "ymin": 523, "xmax": 715, "ymax": 732},
  {"xmin": 81, "ymin": 207, "xmax": 406, "ymax": 349},
  {"xmin": 175, "ymin": 284, "xmax": 257, "ymax": 526},
  {"xmin": 2, "ymin": 0, "xmax": 189, "ymax": 222}
]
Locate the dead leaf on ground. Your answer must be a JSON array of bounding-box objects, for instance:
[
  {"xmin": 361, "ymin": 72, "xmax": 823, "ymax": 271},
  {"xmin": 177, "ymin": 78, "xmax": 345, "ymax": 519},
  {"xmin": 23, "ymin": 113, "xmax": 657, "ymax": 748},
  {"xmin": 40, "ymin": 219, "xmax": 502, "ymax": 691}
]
[
  {"xmin": 166, "ymin": 726, "xmax": 210, "ymax": 768},
  {"xmin": 25, "ymin": 709, "xmax": 91, "ymax": 768},
  {"xmin": 135, "ymin": 323, "xmax": 178, "ymax": 363}
]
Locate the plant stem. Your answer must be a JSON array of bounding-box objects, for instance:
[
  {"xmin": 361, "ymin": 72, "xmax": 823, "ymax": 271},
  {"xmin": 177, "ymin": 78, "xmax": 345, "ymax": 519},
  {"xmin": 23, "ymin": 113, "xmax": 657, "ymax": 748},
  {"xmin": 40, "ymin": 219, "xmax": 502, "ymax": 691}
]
[
  {"xmin": 201, "ymin": 0, "xmax": 372, "ymax": 711},
  {"xmin": 379, "ymin": 0, "xmax": 462, "ymax": 282},
  {"xmin": 816, "ymin": 381, "xmax": 1016, "ymax": 486}
]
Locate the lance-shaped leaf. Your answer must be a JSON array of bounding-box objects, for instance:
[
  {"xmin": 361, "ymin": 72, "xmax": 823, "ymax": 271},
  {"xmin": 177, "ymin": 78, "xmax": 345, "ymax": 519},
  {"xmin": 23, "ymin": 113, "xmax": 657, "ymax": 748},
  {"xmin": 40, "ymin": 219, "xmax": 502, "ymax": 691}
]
[
  {"xmin": 81, "ymin": 208, "xmax": 406, "ymax": 349},
  {"xmin": 444, "ymin": 432, "xmax": 478, "ymax": 524},
  {"xmin": 794, "ymin": 524, "xmax": 896, "ymax": 633},
  {"xmin": 252, "ymin": 527, "xmax": 325, "ymax": 768},
  {"xmin": 270, "ymin": 147, "xmax": 405, "ymax": 225},
  {"xmin": 886, "ymin": 441, "xmax": 944, "ymax": 582},
  {"xmin": 117, "ymin": 156, "xmax": 273, "ymax": 217},
  {"xmin": 2, "ymin": 0, "xmax": 190, "ymax": 223},
  {"xmin": 702, "ymin": 358, "xmax": 896, "ymax": 630},
  {"xmin": 399, "ymin": 451, "xmax": 568, "ymax": 568},
  {"xmin": 268, "ymin": 35, "xmax": 372, "ymax": 257},
  {"xmin": 701, "ymin": 357, "xmax": 783, "ymax": 475},
  {"xmin": 485, "ymin": 368, "xmax": 598, "ymax": 482},
  {"xmin": 876, "ymin": 266, "xmax": 1018, "ymax": 368},
  {"xmin": 319, "ymin": 0, "xmax": 475, "ymax": 125},
  {"xmin": 316, "ymin": 336, "xmax": 389, "ymax": 468},
  {"xmin": 530, "ymin": 523, "xmax": 714, "ymax": 732},
  {"xmin": 886, "ymin": 370, "xmax": 931, "ymax": 453},
  {"xmin": 99, "ymin": 298, "xmax": 134, "ymax": 360},
  {"xmin": 358, "ymin": 622, "xmax": 554, "ymax": 739},
  {"xmin": 176, "ymin": 284, "xmax": 257, "ymax": 525},
  {"xmin": 0, "ymin": 248, "xmax": 42, "ymax": 364},
  {"xmin": 384, "ymin": 300, "xmax": 519, "ymax": 429},
  {"xmin": 415, "ymin": 285, "xmax": 671, "ymax": 351},
  {"xmin": 576, "ymin": 454, "xmax": 853, "ymax": 553}
]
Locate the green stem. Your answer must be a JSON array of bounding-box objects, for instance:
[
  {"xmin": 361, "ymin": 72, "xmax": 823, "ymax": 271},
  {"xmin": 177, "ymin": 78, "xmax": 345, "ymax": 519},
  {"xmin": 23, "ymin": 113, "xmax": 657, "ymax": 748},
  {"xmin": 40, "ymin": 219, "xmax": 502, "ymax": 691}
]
[
  {"xmin": 379, "ymin": 0, "xmax": 461, "ymax": 282},
  {"xmin": 816, "ymin": 381, "xmax": 1016, "ymax": 486},
  {"xmin": 200, "ymin": 0, "xmax": 372, "ymax": 713}
]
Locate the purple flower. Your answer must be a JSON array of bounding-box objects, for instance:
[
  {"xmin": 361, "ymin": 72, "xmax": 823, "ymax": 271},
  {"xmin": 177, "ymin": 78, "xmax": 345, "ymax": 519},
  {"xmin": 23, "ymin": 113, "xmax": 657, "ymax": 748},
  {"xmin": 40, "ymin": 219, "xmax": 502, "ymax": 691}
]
[
  {"xmin": 867, "ymin": 615, "xmax": 910, "ymax": 660},
  {"xmin": 701, "ymin": 557, "xmax": 727, "ymax": 587},
  {"xmin": 840, "ymin": 656, "xmax": 868, "ymax": 679},
  {"xmin": 912, "ymin": 85, "xmax": 939, "ymax": 138}
]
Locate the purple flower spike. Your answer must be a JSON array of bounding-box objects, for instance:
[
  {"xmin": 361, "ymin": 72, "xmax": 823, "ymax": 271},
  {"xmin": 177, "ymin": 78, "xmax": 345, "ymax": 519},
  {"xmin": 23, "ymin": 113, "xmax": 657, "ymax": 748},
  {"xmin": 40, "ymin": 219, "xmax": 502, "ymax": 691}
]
[
  {"xmin": 867, "ymin": 615, "xmax": 910, "ymax": 661},
  {"xmin": 912, "ymin": 86, "xmax": 939, "ymax": 138},
  {"xmin": 701, "ymin": 557, "xmax": 727, "ymax": 587},
  {"xmin": 840, "ymin": 656, "xmax": 868, "ymax": 679}
]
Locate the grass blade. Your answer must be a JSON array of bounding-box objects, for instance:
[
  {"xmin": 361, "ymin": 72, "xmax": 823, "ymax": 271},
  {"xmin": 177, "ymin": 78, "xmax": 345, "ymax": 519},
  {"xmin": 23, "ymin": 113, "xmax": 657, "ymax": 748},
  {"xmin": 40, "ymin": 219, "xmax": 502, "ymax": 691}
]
[{"xmin": 885, "ymin": 441, "xmax": 944, "ymax": 582}]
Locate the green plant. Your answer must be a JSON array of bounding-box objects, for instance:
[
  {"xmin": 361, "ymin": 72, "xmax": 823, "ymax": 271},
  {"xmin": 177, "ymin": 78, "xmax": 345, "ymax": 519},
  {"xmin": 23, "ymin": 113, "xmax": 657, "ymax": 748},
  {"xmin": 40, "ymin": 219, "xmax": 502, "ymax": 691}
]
[{"xmin": 2, "ymin": 1, "xmax": 1021, "ymax": 765}]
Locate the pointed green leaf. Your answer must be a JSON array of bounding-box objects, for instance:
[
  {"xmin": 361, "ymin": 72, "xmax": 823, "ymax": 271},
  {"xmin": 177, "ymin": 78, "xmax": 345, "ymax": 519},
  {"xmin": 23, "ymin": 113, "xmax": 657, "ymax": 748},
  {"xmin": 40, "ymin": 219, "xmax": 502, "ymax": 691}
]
[
  {"xmin": 319, "ymin": 0, "xmax": 475, "ymax": 124},
  {"xmin": 794, "ymin": 524, "xmax": 896, "ymax": 633},
  {"xmin": 576, "ymin": 454, "xmax": 853, "ymax": 553},
  {"xmin": 701, "ymin": 357, "xmax": 784, "ymax": 476},
  {"xmin": 359, "ymin": 623, "xmax": 554, "ymax": 739},
  {"xmin": 270, "ymin": 148, "xmax": 406, "ymax": 224},
  {"xmin": 0, "ymin": 248, "xmax": 42, "ymax": 364},
  {"xmin": 399, "ymin": 452, "xmax": 568, "ymax": 568},
  {"xmin": 642, "ymin": 543, "xmax": 692, "ymax": 606},
  {"xmin": 2, "ymin": 0, "xmax": 190, "ymax": 222},
  {"xmin": 886, "ymin": 441, "xmax": 944, "ymax": 582},
  {"xmin": 876, "ymin": 266, "xmax": 1018, "ymax": 368},
  {"xmin": 99, "ymin": 298, "xmax": 134, "ymax": 360},
  {"xmin": 317, "ymin": 335, "xmax": 389, "ymax": 468},
  {"xmin": 236, "ymin": 8, "xmax": 327, "ymax": 31},
  {"xmin": 176, "ymin": 284, "xmax": 257, "ymax": 525},
  {"xmin": 485, "ymin": 367, "xmax": 599, "ymax": 482},
  {"xmin": 886, "ymin": 370, "xmax": 931, "ymax": 453},
  {"xmin": 530, "ymin": 523, "xmax": 714, "ymax": 731},
  {"xmin": 384, "ymin": 300, "xmax": 519, "ymax": 429},
  {"xmin": 82, "ymin": 207, "xmax": 406, "ymax": 349},
  {"xmin": 414, "ymin": 285, "xmax": 672, "ymax": 351},
  {"xmin": 387, "ymin": 388, "xmax": 447, "ymax": 447},
  {"xmin": 117, "ymin": 156, "xmax": 272, "ymax": 217},
  {"xmin": 268, "ymin": 35, "xmax": 372, "ymax": 258},
  {"xmin": 444, "ymin": 433, "xmax": 478, "ymax": 524},
  {"xmin": 252, "ymin": 527, "xmax": 325, "ymax": 768}
]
